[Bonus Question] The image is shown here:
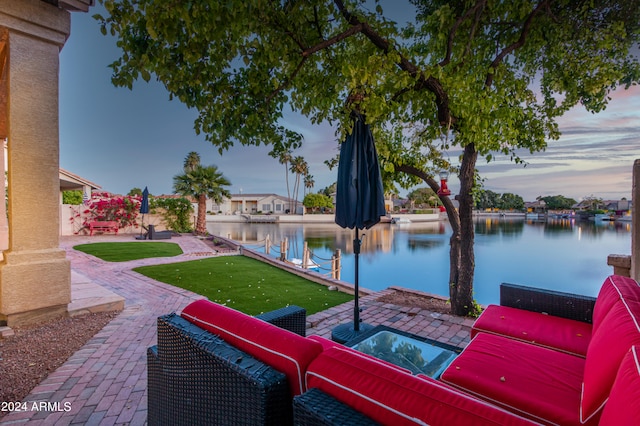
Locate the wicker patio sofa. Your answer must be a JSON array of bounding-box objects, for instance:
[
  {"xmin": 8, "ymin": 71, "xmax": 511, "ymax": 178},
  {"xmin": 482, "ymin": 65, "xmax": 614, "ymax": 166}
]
[
  {"xmin": 148, "ymin": 299, "xmax": 539, "ymax": 426},
  {"xmin": 440, "ymin": 275, "xmax": 640, "ymax": 425},
  {"xmin": 292, "ymin": 276, "xmax": 640, "ymax": 426},
  {"xmin": 148, "ymin": 276, "xmax": 640, "ymax": 425},
  {"xmin": 148, "ymin": 302, "xmax": 314, "ymax": 426}
]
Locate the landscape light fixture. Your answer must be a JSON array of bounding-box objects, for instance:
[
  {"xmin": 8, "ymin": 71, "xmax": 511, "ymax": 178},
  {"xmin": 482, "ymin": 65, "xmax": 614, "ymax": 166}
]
[{"xmin": 437, "ymin": 170, "xmax": 451, "ymax": 196}]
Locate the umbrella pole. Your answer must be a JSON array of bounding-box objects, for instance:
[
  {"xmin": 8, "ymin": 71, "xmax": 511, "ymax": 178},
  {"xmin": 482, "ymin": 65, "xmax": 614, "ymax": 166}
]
[
  {"xmin": 353, "ymin": 228, "xmax": 361, "ymax": 332},
  {"xmin": 331, "ymin": 228, "xmax": 374, "ymax": 344}
]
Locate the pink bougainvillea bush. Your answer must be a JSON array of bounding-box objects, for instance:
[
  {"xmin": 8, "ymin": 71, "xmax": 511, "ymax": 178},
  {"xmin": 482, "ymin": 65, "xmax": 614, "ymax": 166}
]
[{"xmin": 69, "ymin": 191, "xmax": 142, "ymax": 234}]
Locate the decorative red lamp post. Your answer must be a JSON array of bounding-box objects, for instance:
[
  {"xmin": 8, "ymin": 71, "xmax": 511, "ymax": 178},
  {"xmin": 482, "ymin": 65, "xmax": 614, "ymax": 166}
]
[{"xmin": 437, "ymin": 170, "xmax": 452, "ymax": 196}]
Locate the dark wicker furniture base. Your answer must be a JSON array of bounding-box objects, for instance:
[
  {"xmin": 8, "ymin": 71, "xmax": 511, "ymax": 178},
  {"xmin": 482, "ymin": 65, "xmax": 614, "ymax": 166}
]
[
  {"xmin": 148, "ymin": 305, "xmax": 306, "ymax": 426},
  {"xmin": 293, "ymin": 388, "xmax": 379, "ymax": 425},
  {"xmin": 500, "ymin": 282, "xmax": 596, "ymax": 323}
]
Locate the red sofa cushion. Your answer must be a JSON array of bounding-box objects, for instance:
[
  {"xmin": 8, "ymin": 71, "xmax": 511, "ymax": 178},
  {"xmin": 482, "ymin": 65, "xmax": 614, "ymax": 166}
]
[
  {"xmin": 472, "ymin": 304, "xmax": 592, "ymax": 357},
  {"xmin": 306, "ymin": 346, "xmax": 538, "ymax": 426},
  {"xmin": 441, "ymin": 333, "xmax": 594, "ymax": 426},
  {"xmin": 592, "ymin": 275, "xmax": 640, "ymax": 332},
  {"xmin": 581, "ymin": 299, "xmax": 640, "ymax": 422},
  {"xmin": 599, "ymin": 346, "xmax": 640, "ymax": 426},
  {"xmin": 181, "ymin": 299, "xmax": 323, "ymax": 396}
]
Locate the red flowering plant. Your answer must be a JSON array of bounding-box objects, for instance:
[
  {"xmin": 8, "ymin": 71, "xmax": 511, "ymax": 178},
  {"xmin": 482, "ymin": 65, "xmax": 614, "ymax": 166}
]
[{"xmin": 79, "ymin": 191, "xmax": 142, "ymax": 230}]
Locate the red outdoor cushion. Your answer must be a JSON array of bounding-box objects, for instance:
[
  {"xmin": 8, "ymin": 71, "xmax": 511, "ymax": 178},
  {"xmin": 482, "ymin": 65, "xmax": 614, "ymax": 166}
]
[
  {"xmin": 306, "ymin": 346, "xmax": 538, "ymax": 426},
  {"xmin": 598, "ymin": 346, "xmax": 640, "ymax": 426},
  {"xmin": 581, "ymin": 299, "xmax": 640, "ymax": 423},
  {"xmin": 441, "ymin": 333, "xmax": 594, "ymax": 426},
  {"xmin": 181, "ymin": 299, "xmax": 323, "ymax": 396},
  {"xmin": 472, "ymin": 304, "xmax": 592, "ymax": 357},
  {"xmin": 592, "ymin": 275, "xmax": 640, "ymax": 333}
]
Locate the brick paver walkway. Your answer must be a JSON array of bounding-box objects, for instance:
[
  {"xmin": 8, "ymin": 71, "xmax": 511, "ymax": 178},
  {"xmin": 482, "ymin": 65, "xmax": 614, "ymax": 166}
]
[{"xmin": 1, "ymin": 235, "xmax": 472, "ymax": 425}]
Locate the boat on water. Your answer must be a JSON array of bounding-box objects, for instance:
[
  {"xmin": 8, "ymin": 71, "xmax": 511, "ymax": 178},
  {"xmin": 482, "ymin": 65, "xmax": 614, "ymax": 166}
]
[
  {"xmin": 593, "ymin": 213, "xmax": 613, "ymax": 221},
  {"xmin": 391, "ymin": 217, "xmax": 412, "ymax": 224},
  {"xmin": 289, "ymin": 258, "xmax": 321, "ymax": 271}
]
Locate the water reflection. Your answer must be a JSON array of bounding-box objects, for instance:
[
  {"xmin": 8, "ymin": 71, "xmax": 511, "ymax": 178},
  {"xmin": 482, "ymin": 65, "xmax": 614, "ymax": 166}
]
[
  {"xmin": 475, "ymin": 218, "xmax": 524, "ymax": 236},
  {"xmin": 207, "ymin": 218, "xmax": 631, "ymax": 304},
  {"xmin": 350, "ymin": 330, "xmax": 457, "ymax": 377}
]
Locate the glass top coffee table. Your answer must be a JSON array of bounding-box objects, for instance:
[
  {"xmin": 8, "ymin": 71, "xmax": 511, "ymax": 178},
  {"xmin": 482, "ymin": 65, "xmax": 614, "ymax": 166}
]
[{"xmin": 345, "ymin": 326, "xmax": 460, "ymax": 378}]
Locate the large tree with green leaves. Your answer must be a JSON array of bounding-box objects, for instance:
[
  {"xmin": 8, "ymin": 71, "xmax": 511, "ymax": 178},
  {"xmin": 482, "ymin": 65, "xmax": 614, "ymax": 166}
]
[
  {"xmin": 173, "ymin": 153, "xmax": 231, "ymax": 235},
  {"xmin": 98, "ymin": 0, "xmax": 640, "ymax": 315},
  {"xmin": 540, "ymin": 195, "xmax": 577, "ymax": 210},
  {"xmin": 407, "ymin": 187, "xmax": 440, "ymax": 208}
]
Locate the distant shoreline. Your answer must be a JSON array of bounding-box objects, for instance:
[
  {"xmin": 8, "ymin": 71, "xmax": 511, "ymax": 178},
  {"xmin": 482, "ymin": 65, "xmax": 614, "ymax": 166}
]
[{"xmin": 205, "ymin": 212, "xmax": 442, "ymax": 223}]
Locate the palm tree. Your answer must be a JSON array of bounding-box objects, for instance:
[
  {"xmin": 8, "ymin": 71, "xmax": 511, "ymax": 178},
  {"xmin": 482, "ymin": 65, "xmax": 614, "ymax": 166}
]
[
  {"xmin": 183, "ymin": 151, "xmax": 201, "ymax": 172},
  {"xmin": 173, "ymin": 159, "xmax": 231, "ymax": 235},
  {"xmin": 277, "ymin": 150, "xmax": 292, "ymax": 212},
  {"xmin": 289, "ymin": 156, "xmax": 308, "ymax": 214},
  {"xmin": 303, "ymin": 174, "xmax": 314, "ymax": 196}
]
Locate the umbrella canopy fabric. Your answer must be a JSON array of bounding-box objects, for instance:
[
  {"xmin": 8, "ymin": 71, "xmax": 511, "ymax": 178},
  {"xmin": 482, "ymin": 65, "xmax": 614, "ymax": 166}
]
[
  {"xmin": 335, "ymin": 114, "xmax": 386, "ymax": 230},
  {"xmin": 140, "ymin": 187, "xmax": 150, "ymax": 214}
]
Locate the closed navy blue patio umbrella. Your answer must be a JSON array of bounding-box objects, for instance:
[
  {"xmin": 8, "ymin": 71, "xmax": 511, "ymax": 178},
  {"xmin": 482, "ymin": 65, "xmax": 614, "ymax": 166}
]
[
  {"xmin": 140, "ymin": 187, "xmax": 150, "ymax": 214},
  {"xmin": 332, "ymin": 113, "xmax": 386, "ymax": 343},
  {"xmin": 138, "ymin": 187, "xmax": 150, "ymax": 239}
]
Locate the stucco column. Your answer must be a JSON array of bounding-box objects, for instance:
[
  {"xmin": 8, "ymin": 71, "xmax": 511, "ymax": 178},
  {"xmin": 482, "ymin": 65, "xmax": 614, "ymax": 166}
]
[
  {"xmin": 632, "ymin": 159, "xmax": 640, "ymax": 281},
  {"xmin": 0, "ymin": 0, "xmax": 71, "ymax": 325}
]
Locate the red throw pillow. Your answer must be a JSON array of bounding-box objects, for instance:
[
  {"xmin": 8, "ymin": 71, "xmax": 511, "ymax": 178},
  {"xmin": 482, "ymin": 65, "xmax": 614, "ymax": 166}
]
[
  {"xmin": 598, "ymin": 346, "xmax": 640, "ymax": 425},
  {"xmin": 581, "ymin": 300, "xmax": 640, "ymax": 422},
  {"xmin": 592, "ymin": 275, "xmax": 640, "ymax": 332}
]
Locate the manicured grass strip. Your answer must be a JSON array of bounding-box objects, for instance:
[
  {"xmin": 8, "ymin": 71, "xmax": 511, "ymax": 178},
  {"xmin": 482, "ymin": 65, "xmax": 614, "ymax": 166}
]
[
  {"xmin": 73, "ymin": 242, "xmax": 183, "ymax": 262},
  {"xmin": 134, "ymin": 256, "xmax": 353, "ymax": 316}
]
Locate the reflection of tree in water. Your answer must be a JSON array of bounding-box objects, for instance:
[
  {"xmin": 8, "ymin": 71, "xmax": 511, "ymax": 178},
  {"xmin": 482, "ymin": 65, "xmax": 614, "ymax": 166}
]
[
  {"xmin": 406, "ymin": 237, "xmax": 446, "ymax": 251},
  {"xmin": 543, "ymin": 219, "xmax": 575, "ymax": 236},
  {"xmin": 355, "ymin": 333, "xmax": 430, "ymax": 375},
  {"xmin": 305, "ymin": 236, "xmax": 336, "ymax": 251},
  {"xmin": 474, "ymin": 218, "xmax": 524, "ymax": 237}
]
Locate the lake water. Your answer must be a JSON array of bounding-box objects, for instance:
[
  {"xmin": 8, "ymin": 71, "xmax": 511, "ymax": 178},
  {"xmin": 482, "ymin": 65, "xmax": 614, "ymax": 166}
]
[{"xmin": 206, "ymin": 218, "xmax": 632, "ymax": 305}]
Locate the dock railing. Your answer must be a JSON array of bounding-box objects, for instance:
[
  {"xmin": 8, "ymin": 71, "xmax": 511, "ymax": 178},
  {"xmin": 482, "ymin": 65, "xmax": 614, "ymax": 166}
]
[{"xmin": 242, "ymin": 235, "xmax": 341, "ymax": 280}]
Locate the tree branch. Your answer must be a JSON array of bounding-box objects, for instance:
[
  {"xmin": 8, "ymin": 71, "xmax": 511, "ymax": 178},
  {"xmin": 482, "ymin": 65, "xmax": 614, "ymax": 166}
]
[
  {"xmin": 333, "ymin": 0, "xmax": 453, "ymax": 126},
  {"xmin": 485, "ymin": 0, "xmax": 549, "ymax": 87},
  {"xmin": 439, "ymin": 0, "xmax": 486, "ymax": 67},
  {"xmin": 393, "ymin": 163, "xmax": 460, "ymax": 230},
  {"xmin": 266, "ymin": 57, "xmax": 308, "ymax": 104},
  {"xmin": 301, "ymin": 23, "xmax": 364, "ymax": 57}
]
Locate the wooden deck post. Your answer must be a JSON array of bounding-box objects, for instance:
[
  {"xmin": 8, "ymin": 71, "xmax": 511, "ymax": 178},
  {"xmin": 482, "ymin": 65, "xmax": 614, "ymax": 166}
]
[
  {"xmin": 302, "ymin": 241, "xmax": 309, "ymax": 269},
  {"xmin": 332, "ymin": 249, "xmax": 341, "ymax": 280}
]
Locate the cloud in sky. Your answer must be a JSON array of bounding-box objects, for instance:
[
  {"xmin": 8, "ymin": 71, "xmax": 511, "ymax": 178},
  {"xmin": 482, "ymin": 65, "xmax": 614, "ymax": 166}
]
[
  {"xmin": 472, "ymin": 84, "xmax": 640, "ymax": 201},
  {"xmin": 59, "ymin": 4, "xmax": 640, "ymax": 202}
]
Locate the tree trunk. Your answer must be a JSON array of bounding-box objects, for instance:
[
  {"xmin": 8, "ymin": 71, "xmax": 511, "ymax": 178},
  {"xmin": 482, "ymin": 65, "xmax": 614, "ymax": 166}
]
[
  {"xmin": 196, "ymin": 194, "xmax": 207, "ymax": 235},
  {"xmin": 393, "ymin": 163, "xmax": 466, "ymax": 315},
  {"xmin": 450, "ymin": 143, "xmax": 478, "ymax": 316},
  {"xmin": 285, "ymin": 162, "xmax": 292, "ymax": 213}
]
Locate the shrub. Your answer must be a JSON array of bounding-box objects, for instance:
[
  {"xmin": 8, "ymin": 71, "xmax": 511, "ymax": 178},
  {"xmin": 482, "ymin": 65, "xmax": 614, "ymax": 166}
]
[
  {"xmin": 62, "ymin": 190, "xmax": 83, "ymax": 205},
  {"xmin": 151, "ymin": 197, "xmax": 193, "ymax": 233},
  {"xmin": 82, "ymin": 191, "xmax": 141, "ymax": 229}
]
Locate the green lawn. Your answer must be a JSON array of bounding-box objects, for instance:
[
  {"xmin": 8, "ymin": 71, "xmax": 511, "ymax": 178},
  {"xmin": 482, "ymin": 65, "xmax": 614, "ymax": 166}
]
[
  {"xmin": 73, "ymin": 242, "xmax": 183, "ymax": 262},
  {"xmin": 134, "ymin": 256, "xmax": 352, "ymax": 315}
]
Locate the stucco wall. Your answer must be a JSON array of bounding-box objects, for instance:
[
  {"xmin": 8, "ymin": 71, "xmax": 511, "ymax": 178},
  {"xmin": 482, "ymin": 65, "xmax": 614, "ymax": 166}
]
[{"xmin": 60, "ymin": 204, "xmax": 170, "ymax": 235}]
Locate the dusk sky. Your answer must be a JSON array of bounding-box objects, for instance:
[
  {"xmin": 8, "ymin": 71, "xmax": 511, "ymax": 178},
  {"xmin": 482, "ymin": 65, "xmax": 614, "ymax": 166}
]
[{"xmin": 59, "ymin": 3, "xmax": 640, "ymax": 202}]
